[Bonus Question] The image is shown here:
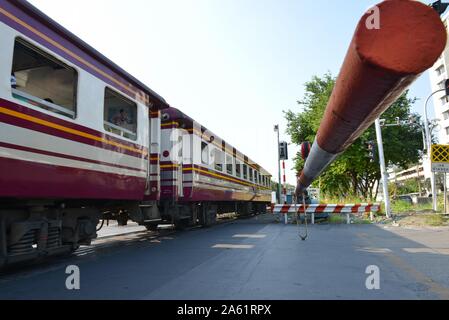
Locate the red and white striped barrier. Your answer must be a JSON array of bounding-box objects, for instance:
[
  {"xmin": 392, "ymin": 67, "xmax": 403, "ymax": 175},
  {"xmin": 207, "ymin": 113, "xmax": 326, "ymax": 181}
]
[{"xmin": 273, "ymin": 204, "xmax": 381, "ymax": 214}]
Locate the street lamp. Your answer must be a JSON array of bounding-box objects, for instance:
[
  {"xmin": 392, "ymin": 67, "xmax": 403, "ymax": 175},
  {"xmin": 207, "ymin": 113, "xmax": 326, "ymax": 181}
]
[
  {"xmin": 274, "ymin": 125, "xmax": 282, "ymax": 204},
  {"xmin": 424, "ymin": 88, "xmax": 446, "ymax": 212}
]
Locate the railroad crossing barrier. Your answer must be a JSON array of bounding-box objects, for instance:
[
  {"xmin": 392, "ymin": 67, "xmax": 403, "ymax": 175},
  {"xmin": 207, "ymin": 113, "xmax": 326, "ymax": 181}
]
[
  {"xmin": 273, "ymin": 204, "xmax": 381, "ymax": 225},
  {"xmin": 295, "ymin": 1, "xmax": 446, "ymax": 195}
]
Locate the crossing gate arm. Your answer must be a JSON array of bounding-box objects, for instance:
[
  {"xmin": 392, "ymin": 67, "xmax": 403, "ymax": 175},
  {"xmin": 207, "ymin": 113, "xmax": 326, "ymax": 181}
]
[{"xmin": 273, "ymin": 204, "xmax": 381, "ymax": 214}]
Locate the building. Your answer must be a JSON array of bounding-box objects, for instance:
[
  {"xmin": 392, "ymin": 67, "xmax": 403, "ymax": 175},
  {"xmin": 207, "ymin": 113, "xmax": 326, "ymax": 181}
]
[
  {"xmin": 429, "ymin": 12, "xmax": 449, "ymax": 144},
  {"xmin": 388, "ymin": 165, "xmax": 425, "ymax": 184}
]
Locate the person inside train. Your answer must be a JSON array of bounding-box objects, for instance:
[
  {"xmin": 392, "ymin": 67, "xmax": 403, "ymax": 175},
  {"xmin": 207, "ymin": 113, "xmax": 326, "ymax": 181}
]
[{"xmin": 112, "ymin": 109, "xmax": 131, "ymax": 127}]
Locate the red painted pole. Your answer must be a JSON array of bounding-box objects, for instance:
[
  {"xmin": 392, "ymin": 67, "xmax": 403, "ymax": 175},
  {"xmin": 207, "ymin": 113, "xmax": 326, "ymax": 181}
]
[
  {"xmin": 296, "ymin": 0, "xmax": 447, "ymax": 195},
  {"xmin": 282, "ymin": 161, "xmax": 287, "ymax": 204}
]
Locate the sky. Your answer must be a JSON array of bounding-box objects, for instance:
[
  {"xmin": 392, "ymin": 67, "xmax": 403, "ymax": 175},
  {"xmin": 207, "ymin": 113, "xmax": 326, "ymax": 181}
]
[{"xmin": 28, "ymin": 0, "xmax": 438, "ymax": 185}]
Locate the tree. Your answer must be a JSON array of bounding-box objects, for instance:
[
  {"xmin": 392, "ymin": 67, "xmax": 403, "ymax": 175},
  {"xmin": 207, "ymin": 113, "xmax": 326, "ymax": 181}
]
[{"xmin": 285, "ymin": 72, "xmax": 424, "ymax": 200}]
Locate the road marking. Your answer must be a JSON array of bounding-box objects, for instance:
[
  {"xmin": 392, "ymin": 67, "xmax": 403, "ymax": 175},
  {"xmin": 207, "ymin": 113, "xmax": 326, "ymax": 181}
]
[
  {"xmin": 356, "ymin": 247, "xmax": 392, "ymax": 254},
  {"xmin": 403, "ymin": 247, "xmax": 449, "ymax": 256},
  {"xmin": 212, "ymin": 244, "xmax": 254, "ymax": 249},
  {"xmin": 402, "ymin": 248, "xmax": 438, "ymax": 254},
  {"xmin": 232, "ymin": 234, "xmax": 267, "ymax": 239}
]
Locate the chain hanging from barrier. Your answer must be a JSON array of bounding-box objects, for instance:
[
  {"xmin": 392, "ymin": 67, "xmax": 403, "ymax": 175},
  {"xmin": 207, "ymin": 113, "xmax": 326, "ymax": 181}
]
[{"xmin": 294, "ymin": 193, "xmax": 308, "ymax": 241}]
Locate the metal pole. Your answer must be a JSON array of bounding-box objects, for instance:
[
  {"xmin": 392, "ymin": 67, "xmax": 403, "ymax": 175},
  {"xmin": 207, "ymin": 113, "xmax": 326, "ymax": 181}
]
[
  {"xmin": 375, "ymin": 119, "xmax": 392, "ymax": 219},
  {"xmin": 421, "ymin": 126, "xmax": 427, "ymax": 153},
  {"xmin": 276, "ymin": 126, "xmax": 282, "ymax": 204},
  {"xmin": 424, "ymin": 89, "xmax": 444, "ymax": 212},
  {"xmin": 282, "ymin": 160, "xmax": 288, "ymax": 224},
  {"xmin": 282, "ymin": 160, "xmax": 287, "ymax": 204},
  {"xmin": 444, "ymin": 173, "xmax": 447, "ymax": 214}
]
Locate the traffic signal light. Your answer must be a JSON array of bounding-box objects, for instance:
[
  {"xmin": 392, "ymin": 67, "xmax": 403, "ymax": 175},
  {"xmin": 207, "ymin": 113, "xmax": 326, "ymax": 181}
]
[
  {"xmin": 431, "ymin": 1, "xmax": 449, "ymax": 16},
  {"xmin": 279, "ymin": 141, "xmax": 288, "ymax": 160},
  {"xmin": 366, "ymin": 141, "xmax": 377, "ymax": 163}
]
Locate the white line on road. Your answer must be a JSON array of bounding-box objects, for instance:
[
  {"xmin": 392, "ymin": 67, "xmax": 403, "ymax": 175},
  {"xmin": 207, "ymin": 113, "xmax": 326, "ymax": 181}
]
[
  {"xmin": 232, "ymin": 234, "xmax": 267, "ymax": 239},
  {"xmin": 356, "ymin": 247, "xmax": 392, "ymax": 254},
  {"xmin": 402, "ymin": 248, "xmax": 449, "ymax": 255},
  {"xmin": 212, "ymin": 244, "xmax": 255, "ymax": 249}
]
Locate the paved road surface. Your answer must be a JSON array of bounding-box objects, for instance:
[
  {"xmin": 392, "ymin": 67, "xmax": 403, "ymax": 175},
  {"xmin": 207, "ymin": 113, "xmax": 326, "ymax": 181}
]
[{"xmin": 1, "ymin": 215, "xmax": 449, "ymax": 300}]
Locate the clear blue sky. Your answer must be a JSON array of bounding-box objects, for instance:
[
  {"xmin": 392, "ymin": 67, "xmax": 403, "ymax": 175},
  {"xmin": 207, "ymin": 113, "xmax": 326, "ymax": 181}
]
[{"xmin": 29, "ymin": 0, "xmax": 437, "ymax": 185}]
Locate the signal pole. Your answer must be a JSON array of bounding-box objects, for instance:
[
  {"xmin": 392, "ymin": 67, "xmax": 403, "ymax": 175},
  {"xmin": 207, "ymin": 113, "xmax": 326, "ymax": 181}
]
[
  {"xmin": 375, "ymin": 118, "xmax": 392, "ymax": 219},
  {"xmin": 282, "ymin": 160, "xmax": 287, "ymax": 204},
  {"xmin": 424, "ymin": 87, "xmax": 446, "ymax": 212},
  {"xmin": 274, "ymin": 125, "xmax": 282, "ymax": 204}
]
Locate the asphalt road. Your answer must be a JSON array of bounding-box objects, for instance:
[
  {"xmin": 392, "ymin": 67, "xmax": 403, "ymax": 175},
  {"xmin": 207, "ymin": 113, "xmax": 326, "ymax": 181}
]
[{"xmin": 1, "ymin": 215, "xmax": 449, "ymax": 300}]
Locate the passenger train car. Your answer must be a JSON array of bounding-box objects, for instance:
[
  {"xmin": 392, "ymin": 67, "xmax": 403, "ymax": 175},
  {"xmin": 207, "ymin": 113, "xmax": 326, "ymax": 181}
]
[
  {"xmin": 0, "ymin": 0, "xmax": 272, "ymax": 268},
  {"xmin": 158, "ymin": 108, "xmax": 272, "ymax": 228}
]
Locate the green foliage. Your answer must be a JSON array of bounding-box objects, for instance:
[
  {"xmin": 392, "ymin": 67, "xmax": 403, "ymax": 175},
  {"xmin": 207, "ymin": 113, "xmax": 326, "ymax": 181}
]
[
  {"xmin": 285, "ymin": 72, "xmax": 423, "ymax": 199},
  {"xmin": 321, "ymin": 195, "xmax": 369, "ymax": 205},
  {"xmin": 390, "ymin": 200, "xmax": 432, "ymax": 214},
  {"xmin": 391, "ymin": 200, "xmax": 415, "ymax": 213},
  {"xmin": 425, "ymin": 214, "xmax": 446, "ymax": 226},
  {"xmin": 327, "ymin": 215, "xmax": 347, "ymax": 224},
  {"xmin": 389, "ymin": 179, "xmax": 421, "ymax": 196}
]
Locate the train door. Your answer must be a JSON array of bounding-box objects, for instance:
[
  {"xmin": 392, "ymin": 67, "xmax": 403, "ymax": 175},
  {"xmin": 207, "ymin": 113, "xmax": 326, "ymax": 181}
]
[{"xmin": 176, "ymin": 131, "xmax": 184, "ymax": 198}]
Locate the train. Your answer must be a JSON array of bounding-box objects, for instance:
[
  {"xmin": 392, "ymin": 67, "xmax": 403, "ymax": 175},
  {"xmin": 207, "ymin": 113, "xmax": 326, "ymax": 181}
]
[{"xmin": 0, "ymin": 0, "xmax": 272, "ymax": 268}]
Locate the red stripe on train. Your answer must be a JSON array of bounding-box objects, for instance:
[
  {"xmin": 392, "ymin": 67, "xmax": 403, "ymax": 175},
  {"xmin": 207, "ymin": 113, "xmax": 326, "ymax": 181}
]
[{"xmin": 0, "ymin": 156, "xmax": 146, "ymax": 200}]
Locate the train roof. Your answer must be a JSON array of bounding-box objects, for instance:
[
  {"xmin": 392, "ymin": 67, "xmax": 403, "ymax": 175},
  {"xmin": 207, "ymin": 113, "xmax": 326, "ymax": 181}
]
[
  {"xmin": 163, "ymin": 107, "xmax": 272, "ymax": 177},
  {"xmin": 8, "ymin": 0, "xmax": 168, "ymax": 109}
]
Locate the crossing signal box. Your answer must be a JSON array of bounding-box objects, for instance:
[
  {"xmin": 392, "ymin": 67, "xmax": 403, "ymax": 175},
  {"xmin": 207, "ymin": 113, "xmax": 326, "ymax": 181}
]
[{"xmin": 279, "ymin": 142, "xmax": 288, "ymax": 160}]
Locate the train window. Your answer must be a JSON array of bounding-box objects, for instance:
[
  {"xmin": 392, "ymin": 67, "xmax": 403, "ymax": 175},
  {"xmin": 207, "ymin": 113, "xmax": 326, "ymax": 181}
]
[
  {"xmin": 258, "ymin": 173, "xmax": 262, "ymax": 186},
  {"xmin": 213, "ymin": 149, "xmax": 223, "ymax": 172},
  {"xmin": 243, "ymin": 164, "xmax": 248, "ymax": 180},
  {"xmin": 226, "ymin": 154, "xmax": 233, "ymax": 175},
  {"xmin": 235, "ymin": 159, "xmax": 241, "ymax": 178},
  {"xmin": 254, "ymin": 171, "xmax": 258, "ymax": 184},
  {"xmin": 11, "ymin": 38, "xmax": 77, "ymax": 118},
  {"xmin": 104, "ymin": 87, "xmax": 137, "ymax": 140},
  {"xmin": 201, "ymin": 142, "xmax": 209, "ymax": 165},
  {"xmin": 249, "ymin": 168, "xmax": 253, "ymax": 182}
]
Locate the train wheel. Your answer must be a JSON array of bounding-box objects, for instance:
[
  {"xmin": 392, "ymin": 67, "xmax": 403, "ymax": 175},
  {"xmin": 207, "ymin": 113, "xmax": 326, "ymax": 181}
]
[{"xmin": 200, "ymin": 204, "xmax": 217, "ymax": 227}]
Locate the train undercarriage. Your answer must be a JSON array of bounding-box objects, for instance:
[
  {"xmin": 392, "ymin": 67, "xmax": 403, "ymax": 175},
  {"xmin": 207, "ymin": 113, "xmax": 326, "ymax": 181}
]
[{"xmin": 0, "ymin": 199, "xmax": 269, "ymax": 269}]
